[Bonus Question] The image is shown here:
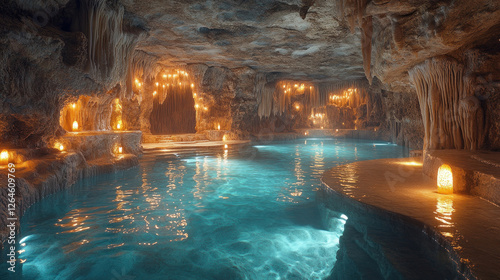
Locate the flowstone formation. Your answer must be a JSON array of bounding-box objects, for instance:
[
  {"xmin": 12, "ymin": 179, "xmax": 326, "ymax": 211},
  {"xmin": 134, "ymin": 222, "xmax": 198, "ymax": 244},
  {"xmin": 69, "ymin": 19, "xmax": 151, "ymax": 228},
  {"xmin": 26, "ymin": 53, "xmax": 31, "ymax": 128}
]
[{"xmin": 409, "ymin": 58, "xmax": 486, "ymax": 150}]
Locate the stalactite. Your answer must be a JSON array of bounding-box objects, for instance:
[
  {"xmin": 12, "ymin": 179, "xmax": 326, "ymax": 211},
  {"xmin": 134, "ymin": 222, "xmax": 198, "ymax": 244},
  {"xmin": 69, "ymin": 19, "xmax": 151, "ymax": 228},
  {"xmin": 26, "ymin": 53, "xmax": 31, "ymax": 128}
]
[
  {"xmin": 257, "ymin": 83, "xmax": 275, "ymax": 118},
  {"xmin": 360, "ymin": 16, "xmax": 373, "ymax": 84},
  {"xmin": 73, "ymin": 0, "xmax": 140, "ymax": 85},
  {"xmin": 409, "ymin": 57, "xmax": 485, "ymax": 150},
  {"xmin": 335, "ymin": 0, "xmax": 372, "ymax": 83},
  {"xmin": 128, "ymin": 51, "xmax": 161, "ymax": 98}
]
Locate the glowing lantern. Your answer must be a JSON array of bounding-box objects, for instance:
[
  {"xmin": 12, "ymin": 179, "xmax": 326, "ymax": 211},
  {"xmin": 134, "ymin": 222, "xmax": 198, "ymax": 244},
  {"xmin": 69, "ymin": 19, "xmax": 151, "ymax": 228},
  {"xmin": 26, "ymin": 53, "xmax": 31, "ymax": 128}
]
[
  {"xmin": 0, "ymin": 150, "xmax": 8, "ymax": 164},
  {"xmin": 224, "ymin": 144, "xmax": 228, "ymax": 149},
  {"xmin": 191, "ymin": 83, "xmax": 195, "ymax": 88},
  {"xmin": 72, "ymin": 121, "xmax": 79, "ymax": 131},
  {"xmin": 222, "ymin": 135, "xmax": 227, "ymax": 141},
  {"xmin": 437, "ymin": 164, "xmax": 453, "ymax": 194},
  {"xmin": 195, "ymin": 104, "xmax": 199, "ymax": 109},
  {"xmin": 153, "ymin": 91, "xmax": 157, "ymax": 96},
  {"xmin": 217, "ymin": 124, "xmax": 220, "ymax": 130},
  {"xmin": 336, "ymin": 129, "xmax": 339, "ymax": 132},
  {"xmin": 118, "ymin": 146, "xmax": 123, "ymax": 154},
  {"xmin": 295, "ymin": 105, "xmax": 300, "ymax": 110},
  {"xmin": 156, "ymin": 82, "xmax": 159, "ymax": 86},
  {"xmin": 193, "ymin": 93, "xmax": 197, "ymax": 97},
  {"xmin": 72, "ymin": 103, "xmax": 76, "ymax": 109},
  {"xmin": 163, "ymin": 74, "xmax": 167, "ymax": 78}
]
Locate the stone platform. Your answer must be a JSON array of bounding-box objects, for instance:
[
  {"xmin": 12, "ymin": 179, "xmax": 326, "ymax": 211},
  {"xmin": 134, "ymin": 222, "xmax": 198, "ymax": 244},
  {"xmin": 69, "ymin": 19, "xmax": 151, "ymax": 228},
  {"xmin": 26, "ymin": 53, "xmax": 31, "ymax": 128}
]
[
  {"xmin": 423, "ymin": 150, "xmax": 500, "ymax": 205},
  {"xmin": 321, "ymin": 157, "xmax": 500, "ymax": 279},
  {"xmin": 0, "ymin": 131, "xmax": 143, "ymax": 245}
]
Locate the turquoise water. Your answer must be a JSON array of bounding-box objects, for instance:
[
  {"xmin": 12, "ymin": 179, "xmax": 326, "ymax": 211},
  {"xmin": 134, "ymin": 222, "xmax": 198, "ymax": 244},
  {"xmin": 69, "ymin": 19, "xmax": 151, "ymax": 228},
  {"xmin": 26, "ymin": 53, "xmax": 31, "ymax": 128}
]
[{"xmin": 2, "ymin": 139, "xmax": 406, "ymax": 280}]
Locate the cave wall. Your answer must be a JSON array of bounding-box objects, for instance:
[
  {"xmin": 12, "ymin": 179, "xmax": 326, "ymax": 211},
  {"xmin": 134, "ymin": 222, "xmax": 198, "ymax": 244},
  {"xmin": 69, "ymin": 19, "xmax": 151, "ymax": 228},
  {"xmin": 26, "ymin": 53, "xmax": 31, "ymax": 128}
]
[
  {"xmin": 0, "ymin": 0, "xmax": 145, "ymax": 148},
  {"xmin": 367, "ymin": 78, "xmax": 424, "ymax": 149}
]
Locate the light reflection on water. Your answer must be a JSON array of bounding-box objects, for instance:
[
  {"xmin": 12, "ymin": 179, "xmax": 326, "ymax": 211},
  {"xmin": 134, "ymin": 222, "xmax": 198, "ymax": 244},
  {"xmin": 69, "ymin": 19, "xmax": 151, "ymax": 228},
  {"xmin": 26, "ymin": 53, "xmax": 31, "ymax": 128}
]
[{"xmin": 2, "ymin": 138, "xmax": 406, "ymax": 280}]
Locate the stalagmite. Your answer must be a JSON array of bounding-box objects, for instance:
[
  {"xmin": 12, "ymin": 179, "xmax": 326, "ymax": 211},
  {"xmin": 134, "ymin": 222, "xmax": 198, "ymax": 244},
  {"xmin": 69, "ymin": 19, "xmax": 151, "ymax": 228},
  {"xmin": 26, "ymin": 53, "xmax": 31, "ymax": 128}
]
[{"xmin": 409, "ymin": 57, "xmax": 485, "ymax": 150}]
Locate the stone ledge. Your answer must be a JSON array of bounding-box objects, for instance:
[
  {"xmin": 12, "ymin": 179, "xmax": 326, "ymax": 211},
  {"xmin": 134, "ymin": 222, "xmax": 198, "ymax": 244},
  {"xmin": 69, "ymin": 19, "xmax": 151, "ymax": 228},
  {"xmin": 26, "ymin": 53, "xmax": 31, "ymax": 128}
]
[
  {"xmin": 321, "ymin": 157, "xmax": 500, "ymax": 280},
  {"xmin": 0, "ymin": 131, "xmax": 141, "ymax": 246},
  {"xmin": 423, "ymin": 150, "xmax": 500, "ymax": 205}
]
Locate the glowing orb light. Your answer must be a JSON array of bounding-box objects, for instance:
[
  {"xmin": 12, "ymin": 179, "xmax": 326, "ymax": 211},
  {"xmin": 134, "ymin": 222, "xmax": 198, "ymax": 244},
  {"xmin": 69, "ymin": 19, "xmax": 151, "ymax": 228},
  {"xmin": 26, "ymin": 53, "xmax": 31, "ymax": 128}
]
[
  {"xmin": 437, "ymin": 164, "xmax": 453, "ymax": 194},
  {"xmin": 0, "ymin": 150, "xmax": 8, "ymax": 164}
]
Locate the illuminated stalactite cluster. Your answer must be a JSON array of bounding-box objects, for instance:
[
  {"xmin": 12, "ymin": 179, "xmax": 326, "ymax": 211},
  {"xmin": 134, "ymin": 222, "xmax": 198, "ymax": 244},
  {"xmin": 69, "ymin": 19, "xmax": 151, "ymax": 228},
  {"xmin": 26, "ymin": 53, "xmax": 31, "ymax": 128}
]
[
  {"xmin": 257, "ymin": 79, "xmax": 369, "ymax": 130},
  {"xmin": 409, "ymin": 58, "xmax": 486, "ymax": 150}
]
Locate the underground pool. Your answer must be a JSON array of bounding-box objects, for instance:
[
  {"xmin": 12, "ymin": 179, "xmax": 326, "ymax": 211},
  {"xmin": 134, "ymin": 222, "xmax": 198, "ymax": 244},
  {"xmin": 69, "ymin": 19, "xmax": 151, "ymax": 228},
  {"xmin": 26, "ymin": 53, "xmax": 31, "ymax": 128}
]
[{"xmin": 2, "ymin": 139, "xmax": 410, "ymax": 279}]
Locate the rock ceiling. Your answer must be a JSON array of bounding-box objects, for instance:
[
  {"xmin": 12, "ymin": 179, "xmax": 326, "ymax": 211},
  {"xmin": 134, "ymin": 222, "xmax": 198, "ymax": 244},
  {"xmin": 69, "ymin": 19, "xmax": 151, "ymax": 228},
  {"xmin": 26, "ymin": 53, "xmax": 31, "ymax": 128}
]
[{"xmin": 124, "ymin": 0, "xmax": 366, "ymax": 82}]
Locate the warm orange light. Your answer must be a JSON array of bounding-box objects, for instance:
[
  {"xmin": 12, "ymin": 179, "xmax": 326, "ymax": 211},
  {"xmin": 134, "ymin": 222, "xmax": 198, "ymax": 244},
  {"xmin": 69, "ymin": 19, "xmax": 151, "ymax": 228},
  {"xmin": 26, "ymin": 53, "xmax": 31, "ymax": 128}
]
[
  {"xmin": 156, "ymin": 82, "xmax": 159, "ymax": 86},
  {"xmin": 163, "ymin": 74, "xmax": 167, "ymax": 78},
  {"xmin": 217, "ymin": 124, "xmax": 220, "ymax": 130},
  {"xmin": 116, "ymin": 120, "xmax": 122, "ymax": 130},
  {"xmin": 72, "ymin": 121, "xmax": 79, "ymax": 131},
  {"xmin": 224, "ymin": 144, "xmax": 228, "ymax": 149},
  {"xmin": 58, "ymin": 144, "xmax": 64, "ymax": 151},
  {"xmin": 191, "ymin": 83, "xmax": 195, "ymax": 88},
  {"xmin": 396, "ymin": 161, "xmax": 422, "ymax": 166},
  {"xmin": 437, "ymin": 164, "xmax": 453, "ymax": 194},
  {"xmin": 195, "ymin": 104, "xmax": 199, "ymax": 109},
  {"xmin": 118, "ymin": 146, "xmax": 123, "ymax": 154},
  {"xmin": 336, "ymin": 129, "xmax": 339, "ymax": 132},
  {"xmin": 138, "ymin": 83, "xmax": 142, "ymax": 87},
  {"xmin": 295, "ymin": 105, "xmax": 300, "ymax": 110},
  {"xmin": 321, "ymin": 126, "xmax": 324, "ymax": 129},
  {"xmin": 203, "ymin": 107, "xmax": 208, "ymax": 111},
  {"xmin": 222, "ymin": 135, "xmax": 227, "ymax": 141},
  {"xmin": 153, "ymin": 91, "xmax": 157, "ymax": 96},
  {"xmin": 0, "ymin": 150, "xmax": 8, "ymax": 163},
  {"xmin": 283, "ymin": 85, "xmax": 286, "ymax": 88},
  {"xmin": 193, "ymin": 93, "xmax": 197, "ymax": 97},
  {"xmin": 72, "ymin": 103, "xmax": 76, "ymax": 109}
]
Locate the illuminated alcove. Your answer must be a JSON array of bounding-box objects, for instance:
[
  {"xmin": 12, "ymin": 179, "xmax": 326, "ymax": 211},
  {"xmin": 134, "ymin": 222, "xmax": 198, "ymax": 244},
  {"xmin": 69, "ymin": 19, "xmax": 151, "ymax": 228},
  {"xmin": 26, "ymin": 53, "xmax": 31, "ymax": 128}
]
[
  {"xmin": 59, "ymin": 91, "xmax": 123, "ymax": 132},
  {"xmin": 258, "ymin": 80, "xmax": 368, "ymax": 130},
  {"xmin": 149, "ymin": 70, "xmax": 197, "ymax": 134}
]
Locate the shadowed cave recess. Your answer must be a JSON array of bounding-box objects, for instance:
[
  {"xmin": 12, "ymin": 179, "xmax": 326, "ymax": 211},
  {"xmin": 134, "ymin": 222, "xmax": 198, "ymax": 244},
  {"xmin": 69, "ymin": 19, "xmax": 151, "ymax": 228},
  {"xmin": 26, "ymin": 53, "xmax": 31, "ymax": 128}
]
[{"xmin": 0, "ymin": 0, "xmax": 499, "ymax": 279}]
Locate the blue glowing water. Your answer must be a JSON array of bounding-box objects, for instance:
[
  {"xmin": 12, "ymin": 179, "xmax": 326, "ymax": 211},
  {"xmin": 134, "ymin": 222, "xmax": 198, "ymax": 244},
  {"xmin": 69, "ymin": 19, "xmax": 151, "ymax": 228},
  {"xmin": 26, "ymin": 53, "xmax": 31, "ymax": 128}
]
[{"xmin": 2, "ymin": 139, "xmax": 406, "ymax": 279}]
